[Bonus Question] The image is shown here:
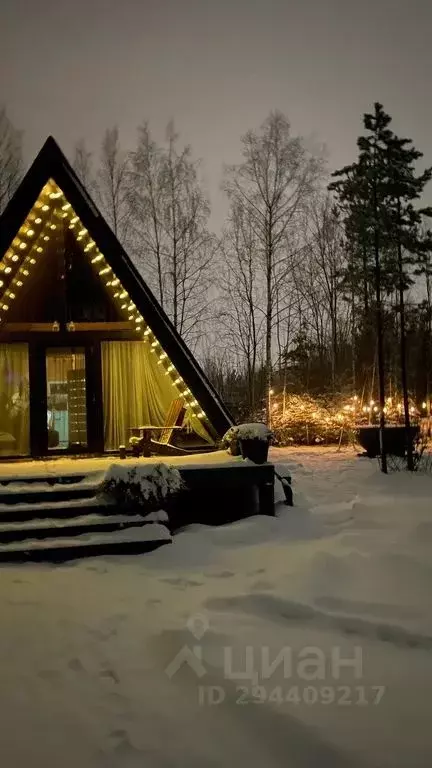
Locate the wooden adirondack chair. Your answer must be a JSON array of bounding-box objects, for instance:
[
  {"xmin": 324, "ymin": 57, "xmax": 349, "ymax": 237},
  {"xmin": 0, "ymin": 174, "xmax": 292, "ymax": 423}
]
[
  {"xmin": 150, "ymin": 397, "xmax": 187, "ymax": 455},
  {"xmin": 129, "ymin": 397, "xmax": 186, "ymax": 457}
]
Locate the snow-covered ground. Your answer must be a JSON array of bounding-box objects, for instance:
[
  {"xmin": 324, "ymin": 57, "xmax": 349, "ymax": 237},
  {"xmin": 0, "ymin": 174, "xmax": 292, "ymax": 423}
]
[{"xmin": 1, "ymin": 446, "xmax": 432, "ymax": 767}]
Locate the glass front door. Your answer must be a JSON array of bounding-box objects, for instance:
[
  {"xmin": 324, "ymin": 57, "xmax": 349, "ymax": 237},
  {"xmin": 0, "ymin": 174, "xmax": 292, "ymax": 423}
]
[{"xmin": 46, "ymin": 348, "xmax": 87, "ymax": 451}]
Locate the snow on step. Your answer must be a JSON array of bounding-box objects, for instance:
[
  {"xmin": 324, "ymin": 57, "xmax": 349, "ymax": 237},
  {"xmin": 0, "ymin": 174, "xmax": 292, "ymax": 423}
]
[
  {"xmin": 0, "ymin": 509, "xmax": 168, "ymax": 534},
  {"xmin": 0, "ymin": 474, "xmax": 103, "ymax": 492},
  {"xmin": 0, "ymin": 495, "xmax": 108, "ymax": 515},
  {"xmin": 0, "ymin": 523, "xmax": 171, "ymax": 553}
]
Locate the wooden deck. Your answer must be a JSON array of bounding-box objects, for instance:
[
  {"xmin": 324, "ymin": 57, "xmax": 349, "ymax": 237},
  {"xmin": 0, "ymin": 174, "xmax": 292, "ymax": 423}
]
[
  {"xmin": 0, "ymin": 450, "xmax": 240, "ymax": 479},
  {"xmin": 0, "ymin": 452, "xmax": 278, "ymax": 561}
]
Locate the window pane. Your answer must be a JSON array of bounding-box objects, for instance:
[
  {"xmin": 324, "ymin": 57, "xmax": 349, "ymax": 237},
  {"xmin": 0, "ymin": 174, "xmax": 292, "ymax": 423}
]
[
  {"xmin": 46, "ymin": 348, "xmax": 87, "ymax": 450},
  {"xmin": 0, "ymin": 344, "xmax": 30, "ymax": 456}
]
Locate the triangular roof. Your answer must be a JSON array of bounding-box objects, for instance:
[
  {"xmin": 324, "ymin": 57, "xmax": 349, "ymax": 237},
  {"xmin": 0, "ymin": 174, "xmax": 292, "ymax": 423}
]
[{"xmin": 0, "ymin": 136, "xmax": 233, "ymax": 438}]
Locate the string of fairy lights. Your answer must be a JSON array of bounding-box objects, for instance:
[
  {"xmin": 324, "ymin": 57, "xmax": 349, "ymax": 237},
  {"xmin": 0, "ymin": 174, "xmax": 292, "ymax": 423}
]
[
  {"xmin": 337, "ymin": 394, "xmax": 427, "ymax": 422},
  {"xmin": 0, "ymin": 179, "xmax": 207, "ymax": 423}
]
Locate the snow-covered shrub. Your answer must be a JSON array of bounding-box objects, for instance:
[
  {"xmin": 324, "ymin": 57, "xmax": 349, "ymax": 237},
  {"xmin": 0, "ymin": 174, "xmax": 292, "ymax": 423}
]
[
  {"xmin": 221, "ymin": 425, "xmax": 240, "ymax": 455},
  {"xmin": 271, "ymin": 394, "xmax": 342, "ymax": 446},
  {"xmin": 100, "ymin": 463, "xmax": 184, "ymax": 513}
]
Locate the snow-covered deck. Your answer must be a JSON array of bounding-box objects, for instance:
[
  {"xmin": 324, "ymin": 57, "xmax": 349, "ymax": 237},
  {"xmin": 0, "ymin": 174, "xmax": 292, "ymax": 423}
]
[{"xmin": 0, "ymin": 449, "xmax": 243, "ymax": 481}]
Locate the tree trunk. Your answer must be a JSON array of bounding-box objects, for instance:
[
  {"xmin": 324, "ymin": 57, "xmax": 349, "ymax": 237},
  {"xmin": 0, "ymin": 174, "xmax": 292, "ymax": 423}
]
[
  {"xmin": 397, "ymin": 198, "xmax": 414, "ymax": 470},
  {"xmin": 265, "ymin": 212, "xmax": 273, "ymax": 425},
  {"xmin": 373, "ymin": 174, "xmax": 387, "ymax": 473}
]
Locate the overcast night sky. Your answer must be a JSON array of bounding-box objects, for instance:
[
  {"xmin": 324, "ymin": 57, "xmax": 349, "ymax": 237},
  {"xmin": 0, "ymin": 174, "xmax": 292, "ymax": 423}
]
[{"xmin": 1, "ymin": 0, "xmax": 432, "ymax": 228}]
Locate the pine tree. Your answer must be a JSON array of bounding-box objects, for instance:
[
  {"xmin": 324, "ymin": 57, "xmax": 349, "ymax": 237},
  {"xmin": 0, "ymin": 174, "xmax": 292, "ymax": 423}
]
[{"xmin": 331, "ymin": 103, "xmax": 432, "ymax": 471}]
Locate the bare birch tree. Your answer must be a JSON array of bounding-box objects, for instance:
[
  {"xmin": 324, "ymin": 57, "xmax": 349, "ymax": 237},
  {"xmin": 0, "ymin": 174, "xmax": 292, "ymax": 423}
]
[
  {"xmin": 97, "ymin": 127, "xmax": 131, "ymax": 245},
  {"xmin": 219, "ymin": 200, "xmax": 264, "ymax": 410},
  {"xmin": 0, "ymin": 107, "xmax": 22, "ymax": 214},
  {"xmin": 130, "ymin": 122, "xmax": 214, "ymax": 346},
  {"xmin": 224, "ymin": 111, "xmax": 323, "ymax": 422},
  {"xmin": 304, "ymin": 195, "xmax": 347, "ymax": 391},
  {"xmin": 72, "ymin": 139, "xmax": 94, "ymax": 191},
  {"xmin": 129, "ymin": 123, "xmax": 166, "ymax": 305}
]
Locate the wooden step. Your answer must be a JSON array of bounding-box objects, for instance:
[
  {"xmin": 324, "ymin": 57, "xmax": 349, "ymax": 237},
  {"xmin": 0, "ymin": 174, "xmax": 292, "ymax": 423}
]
[
  {"xmin": 0, "ymin": 495, "xmax": 116, "ymax": 523},
  {"xmin": 0, "ymin": 511, "xmax": 167, "ymax": 544},
  {"xmin": 0, "ymin": 524, "xmax": 171, "ymax": 562}
]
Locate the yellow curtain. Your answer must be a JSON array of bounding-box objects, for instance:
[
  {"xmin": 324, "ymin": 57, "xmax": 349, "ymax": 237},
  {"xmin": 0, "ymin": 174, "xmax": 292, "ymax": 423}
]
[
  {"xmin": 0, "ymin": 344, "xmax": 30, "ymax": 456},
  {"xmin": 101, "ymin": 340, "xmax": 175, "ymax": 449}
]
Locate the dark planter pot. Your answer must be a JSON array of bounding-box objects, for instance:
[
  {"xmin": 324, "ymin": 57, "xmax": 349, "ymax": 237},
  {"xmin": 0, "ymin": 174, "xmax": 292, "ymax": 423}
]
[
  {"xmin": 240, "ymin": 438, "xmax": 270, "ymax": 464},
  {"xmin": 357, "ymin": 425, "xmax": 419, "ymax": 458}
]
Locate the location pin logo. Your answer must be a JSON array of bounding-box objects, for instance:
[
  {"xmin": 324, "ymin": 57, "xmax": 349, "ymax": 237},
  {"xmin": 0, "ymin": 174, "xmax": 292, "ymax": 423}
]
[{"xmin": 186, "ymin": 614, "xmax": 209, "ymax": 640}]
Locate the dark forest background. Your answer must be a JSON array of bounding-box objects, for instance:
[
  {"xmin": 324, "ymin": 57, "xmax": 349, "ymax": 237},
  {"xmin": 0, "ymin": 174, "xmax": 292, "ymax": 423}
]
[{"xmin": 1, "ymin": 104, "xmax": 432, "ymax": 442}]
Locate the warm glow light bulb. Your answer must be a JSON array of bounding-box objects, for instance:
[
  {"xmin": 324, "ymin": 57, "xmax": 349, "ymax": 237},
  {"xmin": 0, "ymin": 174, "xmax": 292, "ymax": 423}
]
[
  {"xmin": 4, "ymin": 267, "xmax": 11, "ymax": 274},
  {"xmin": 35, "ymin": 218, "xmax": 42, "ymax": 224},
  {"xmin": 19, "ymin": 242, "xmax": 26, "ymax": 250},
  {"xmin": 11, "ymin": 255, "xmax": 19, "ymax": 262},
  {"xmin": 26, "ymin": 229, "xmax": 35, "ymax": 237},
  {"xmin": 42, "ymin": 205, "xmax": 49, "ymax": 212}
]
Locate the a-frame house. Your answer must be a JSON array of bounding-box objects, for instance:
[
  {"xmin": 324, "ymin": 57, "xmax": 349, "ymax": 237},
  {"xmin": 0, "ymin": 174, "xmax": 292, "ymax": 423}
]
[{"xmin": 0, "ymin": 137, "xmax": 232, "ymax": 458}]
